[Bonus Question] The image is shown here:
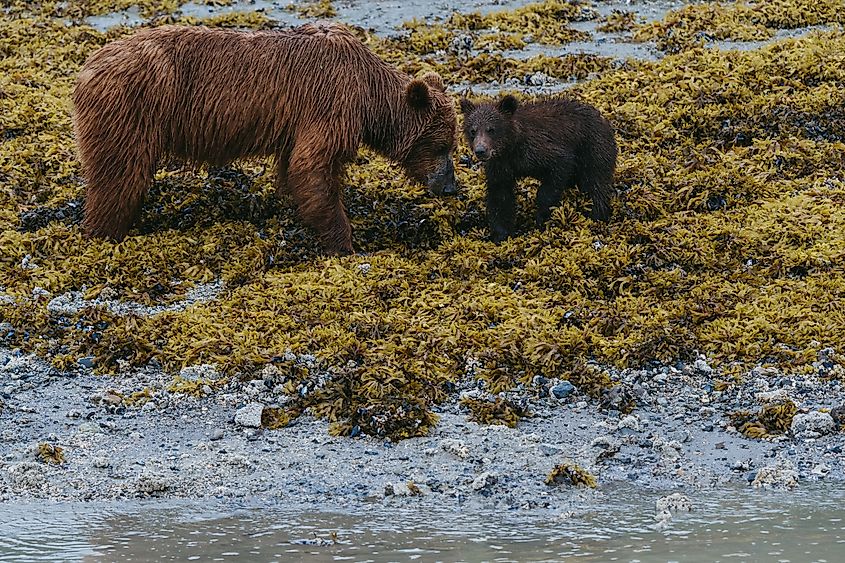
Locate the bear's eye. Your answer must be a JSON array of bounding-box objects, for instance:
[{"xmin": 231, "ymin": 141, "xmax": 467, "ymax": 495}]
[
  {"xmin": 470, "ymin": 127, "xmax": 477, "ymax": 135},
  {"xmin": 487, "ymin": 127, "xmax": 495, "ymax": 134}
]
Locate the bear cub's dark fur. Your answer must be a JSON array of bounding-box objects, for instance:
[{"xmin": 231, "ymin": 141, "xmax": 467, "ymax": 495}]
[{"xmin": 460, "ymin": 94, "xmax": 617, "ymax": 242}]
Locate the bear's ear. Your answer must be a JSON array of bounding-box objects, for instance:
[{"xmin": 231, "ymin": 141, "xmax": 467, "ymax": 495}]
[
  {"xmin": 406, "ymin": 79, "xmax": 432, "ymax": 110},
  {"xmin": 421, "ymin": 72, "xmax": 445, "ymax": 92},
  {"xmin": 496, "ymin": 94, "xmax": 519, "ymax": 116},
  {"xmin": 459, "ymin": 98, "xmax": 477, "ymax": 115}
]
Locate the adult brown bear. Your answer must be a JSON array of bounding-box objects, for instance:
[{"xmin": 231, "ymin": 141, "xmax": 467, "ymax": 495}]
[{"xmin": 72, "ymin": 22, "xmax": 458, "ymax": 255}]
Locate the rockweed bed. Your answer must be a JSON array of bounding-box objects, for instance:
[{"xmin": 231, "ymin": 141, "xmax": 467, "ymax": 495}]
[{"xmin": 1, "ymin": 0, "xmax": 844, "ymax": 441}]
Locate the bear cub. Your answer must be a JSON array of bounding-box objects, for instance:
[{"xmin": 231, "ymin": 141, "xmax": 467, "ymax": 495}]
[{"xmin": 460, "ymin": 94, "xmax": 617, "ymax": 242}]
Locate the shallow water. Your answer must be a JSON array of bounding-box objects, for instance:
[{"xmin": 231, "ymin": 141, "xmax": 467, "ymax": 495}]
[{"xmin": 2, "ymin": 483, "xmax": 843, "ymax": 562}]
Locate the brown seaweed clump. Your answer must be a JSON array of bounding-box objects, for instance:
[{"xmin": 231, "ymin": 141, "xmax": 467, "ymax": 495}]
[
  {"xmin": 634, "ymin": 0, "xmax": 845, "ymax": 53},
  {"xmin": 38, "ymin": 443, "xmax": 66, "ymax": 465},
  {"xmin": 545, "ymin": 463, "xmax": 597, "ymax": 488},
  {"xmin": 461, "ymin": 396, "xmax": 532, "ymax": 428},
  {"xmin": 730, "ymin": 398, "xmax": 798, "ymax": 439},
  {"xmin": 287, "ymin": 0, "xmax": 336, "ymax": 19}
]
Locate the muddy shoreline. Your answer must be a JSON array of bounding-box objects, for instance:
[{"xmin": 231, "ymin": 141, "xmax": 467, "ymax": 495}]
[{"xmin": 2, "ymin": 342, "xmax": 843, "ymax": 511}]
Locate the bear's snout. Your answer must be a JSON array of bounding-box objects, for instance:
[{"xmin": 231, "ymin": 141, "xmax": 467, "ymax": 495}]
[
  {"xmin": 473, "ymin": 145, "xmax": 490, "ymax": 161},
  {"xmin": 426, "ymin": 155, "xmax": 459, "ymax": 197}
]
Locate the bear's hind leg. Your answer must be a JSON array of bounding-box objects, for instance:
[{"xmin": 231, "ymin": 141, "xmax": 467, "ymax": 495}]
[
  {"xmin": 273, "ymin": 150, "xmax": 292, "ymax": 198},
  {"xmin": 535, "ymin": 181, "xmax": 566, "ymax": 229},
  {"xmin": 580, "ymin": 182, "xmax": 611, "ymax": 222},
  {"xmin": 576, "ymin": 143, "xmax": 615, "ymax": 223},
  {"xmin": 286, "ymin": 147, "xmax": 353, "ymax": 255}
]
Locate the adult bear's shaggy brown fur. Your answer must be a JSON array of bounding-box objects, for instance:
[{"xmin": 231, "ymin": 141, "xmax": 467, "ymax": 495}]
[{"xmin": 72, "ymin": 22, "xmax": 458, "ymax": 254}]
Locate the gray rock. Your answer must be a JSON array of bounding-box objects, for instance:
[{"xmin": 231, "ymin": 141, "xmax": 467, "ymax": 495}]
[
  {"xmin": 551, "ymin": 380, "xmax": 575, "ymax": 399},
  {"xmin": 440, "ymin": 438, "xmax": 469, "ymax": 459},
  {"xmin": 135, "ymin": 472, "xmax": 170, "ymax": 496},
  {"xmin": 524, "ymin": 71, "xmax": 551, "ymax": 86},
  {"xmin": 471, "ymin": 471, "xmax": 498, "ymax": 492},
  {"xmin": 76, "ymin": 356, "xmax": 95, "ymax": 369},
  {"xmin": 234, "ymin": 403, "xmax": 264, "ymax": 428},
  {"xmin": 447, "ymin": 33, "xmax": 473, "ymax": 59},
  {"xmin": 653, "ymin": 437, "xmax": 683, "ymax": 460},
  {"xmin": 811, "ymin": 464, "xmax": 831, "ymax": 477},
  {"xmin": 102, "ymin": 392, "xmax": 122, "ymax": 406},
  {"xmin": 791, "ymin": 412, "xmax": 836, "ymax": 439},
  {"xmin": 752, "ymin": 459, "xmax": 798, "ymax": 489},
  {"xmin": 92, "ymin": 456, "xmax": 111, "ymax": 469},
  {"xmin": 78, "ymin": 422, "xmax": 101, "ymax": 434},
  {"xmin": 617, "ymin": 414, "xmax": 640, "ymax": 432},
  {"xmin": 539, "ymin": 443, "xmax": 562, "ymax": 456},
  {"xmin": 210, "ymin": 429, "xmax": 224, "ymax": 441},
  {"xmin": 730, "ymin": 459, "xmax": 750, "ymax": 471},
  {"xmin": 179, "ymin": 364, "xmax": 220, "ymax": 381},
  {"xmin": 693, "ymin": 358, "xmax": 713, "ymax": 374}
]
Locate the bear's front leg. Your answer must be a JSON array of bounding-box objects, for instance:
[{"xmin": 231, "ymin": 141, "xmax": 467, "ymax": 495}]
[
  {"xmin": 485, "ymin": 171, "xmax": 516, "ymax": 243},
  {"xmin": 287, "ymin": 149, "xmax": 354, "ymax": 255}
]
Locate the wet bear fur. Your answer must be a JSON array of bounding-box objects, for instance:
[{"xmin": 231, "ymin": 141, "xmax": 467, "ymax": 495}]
[
  {"xmin": 72, "ymin": 22, "xmax": 458, "ymax": 255},
  {"xmin": 460, "ymin": 94, "xmax": 617, "ymax": 242}
]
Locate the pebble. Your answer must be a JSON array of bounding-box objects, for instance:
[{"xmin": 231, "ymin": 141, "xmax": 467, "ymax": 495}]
[
  {"xmin": 812, "ymin": 463, "xmax": 831, "ymax": 477},
  {"xmin": 234, "ymin": 403, "xmax": 264, "ymax": 428},
  {"xmin": 210, "ymin": 429, "xmax": 224, "ymax": 441}
]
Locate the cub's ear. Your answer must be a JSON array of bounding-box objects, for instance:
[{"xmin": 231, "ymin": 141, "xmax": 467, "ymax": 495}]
[
  {"xmin": 459, "ymin": 98, "xmax": 476, "ymax": 115},
  {"xmin": 406, "ymin": 79, "xmax": 432, "ymax": 110},
  {"xmin": 496, "ymin": 94, "xmax": 519, "ymax": 116},
  {"xmin": 421, "ymin": 71, "xmax": 445, "ymax": 92}
]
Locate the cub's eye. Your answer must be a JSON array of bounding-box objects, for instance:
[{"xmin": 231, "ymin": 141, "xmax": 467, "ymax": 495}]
[
  {"xmin": 470, "ymin": 127, "xmax": 477, "ymax": 135},
  {"xmin": 486, "ymin": 127, "xmax": 495, "ymax": 134}
]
